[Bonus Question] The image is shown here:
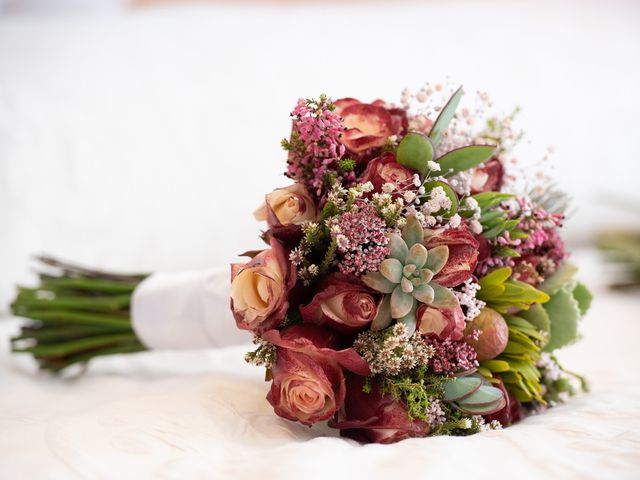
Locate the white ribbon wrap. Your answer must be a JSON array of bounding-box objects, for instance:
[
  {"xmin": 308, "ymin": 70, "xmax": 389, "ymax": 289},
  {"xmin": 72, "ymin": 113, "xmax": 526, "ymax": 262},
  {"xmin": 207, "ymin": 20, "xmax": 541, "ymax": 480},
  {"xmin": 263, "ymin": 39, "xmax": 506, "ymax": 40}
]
[{"xmin": 131, "ymin": 268, "xmax": 250, "ymax": 350}]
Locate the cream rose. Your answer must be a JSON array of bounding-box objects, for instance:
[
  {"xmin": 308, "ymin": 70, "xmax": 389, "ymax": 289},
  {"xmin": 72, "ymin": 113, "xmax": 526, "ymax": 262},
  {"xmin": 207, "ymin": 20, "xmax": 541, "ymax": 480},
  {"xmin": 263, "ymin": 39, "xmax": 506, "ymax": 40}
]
[
  {"xmin": 254, "ymin": 183, "xmax": 318, "ymax": 227},
  {"xmin": 230, "ymin": 239, "xmax": 295, "ymax": 333}
]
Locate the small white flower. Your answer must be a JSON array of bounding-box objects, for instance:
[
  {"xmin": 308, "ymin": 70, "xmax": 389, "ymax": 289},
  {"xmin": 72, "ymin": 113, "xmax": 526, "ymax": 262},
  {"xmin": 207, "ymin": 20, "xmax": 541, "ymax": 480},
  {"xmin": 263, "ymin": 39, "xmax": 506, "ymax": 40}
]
[
  {"xmin": 448, "ymin": 213, "xmax": 461, "ymax": 228},
  {"xmin": 417, "ymin": 186, "xmax": 426, "ymax": 195},
  {"xmin": 464, "ymin": 197, "xmax": 479, "ymax": 210},
  {"xmin": 382, "ymin": 182, "xmax": 396, "ymax": 194},
  {"xmin": 403, "ymin": 191, "xmax": 417, "ymax": 204},
  {"xmin": 412, "ymin": 174, "xmax": 421, "ymax": 187},
  {"xmin": 361, "ymin": 181, "xmax": 374, "ymax": 192},
  {"xmin": 470, "ymin": 219, "xmax": 483, "ymax": 234},
  {"xmin": 427, "ymin": 160, "xmax": 441, "ymax": 172}
]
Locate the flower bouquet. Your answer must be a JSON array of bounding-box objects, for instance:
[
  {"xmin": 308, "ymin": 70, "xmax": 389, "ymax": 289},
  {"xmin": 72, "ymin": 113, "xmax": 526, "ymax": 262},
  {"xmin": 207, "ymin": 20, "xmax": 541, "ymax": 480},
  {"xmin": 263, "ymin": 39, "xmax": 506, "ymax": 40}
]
[
  {"xmin": 10, "ymin": 83, "xmax": 592, "ymax": 444},
  {"xmin": 232, "ymin": 86, "xmax": 592, "ymax": 443}
]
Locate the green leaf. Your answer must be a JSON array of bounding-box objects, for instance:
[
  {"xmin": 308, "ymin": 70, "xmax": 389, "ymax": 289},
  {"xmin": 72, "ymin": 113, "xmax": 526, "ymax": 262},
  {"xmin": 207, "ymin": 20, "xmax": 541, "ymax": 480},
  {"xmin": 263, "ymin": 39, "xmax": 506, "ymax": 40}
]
[
  {"xmin": 430, "ymin": 283, "xmax": 459, "ymax": 308},
  {"xmin": 519, "ymin": 304, "xmax": 551, "ymax": 334},
  {"xmin": 429, "ymin": 86, "xmax": 464, "ymax": 147},
  {"xmin": 495, "ymin": 246, "xmax": 521, "ymax": 258},
  {"xmin": 472, "ymin": 192, "xmax": 514, "ymax": 210},
  {"xmin": 540, "ymin": 262, "xmax": 578, "ymax": 295},
  {"xmin": 396, "ymin": 132, "xmax": 434, "ymax": 175},
  {"xmin": 437, "ymin": 145, "xmax": 497, "ymax": 177},
  {"xmin": 482, "ymin": 359, "xmax": 511, "ymax": 372},
  {"xmin": 572, "ymin": 282, "xmax": 593, "ymax": 316},
  {"xmin": 443, "ymin": 375, "xmax": 482, "ymax": 401},
  {"xmin": 479, "ymin": 267, "xmax": 512, "ymax": 288},
  {"xmin": 424, "ymin": 245, "xmax": 449, "ymax": 274},
  {"xmin": 543, "ymin": 287, "xmax": 582, "ymax": 351}
]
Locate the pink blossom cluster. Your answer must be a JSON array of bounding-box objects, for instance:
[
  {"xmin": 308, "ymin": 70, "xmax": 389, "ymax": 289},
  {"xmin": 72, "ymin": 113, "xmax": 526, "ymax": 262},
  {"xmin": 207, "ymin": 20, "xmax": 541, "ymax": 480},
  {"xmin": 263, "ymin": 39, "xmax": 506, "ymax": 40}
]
[
  {"xmin": 476, "ymin": 198, "xmax": 567, "ymax": 281},
  {"xmin": 330, "ymin": 202, "xmax": 390, "ymax": 276},
  {"xmin": 285, "ymin": 97, "xmax": 349, "ymax": 197},
  {"xmin": 424, "ymin": 336, "xmax": 479, "ymax": 375}
]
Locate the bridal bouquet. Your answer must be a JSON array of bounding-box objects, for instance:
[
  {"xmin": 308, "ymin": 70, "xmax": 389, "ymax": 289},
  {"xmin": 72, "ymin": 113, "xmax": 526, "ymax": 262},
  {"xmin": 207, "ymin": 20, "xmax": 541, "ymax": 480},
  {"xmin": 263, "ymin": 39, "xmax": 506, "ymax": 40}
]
[
  {"xmin": 10, "ymin": 83, "xmax": 592, "ymax": 445},
  {"xmin": 232, "ymin": 86, "xmax": 592, "ymax": 443}
]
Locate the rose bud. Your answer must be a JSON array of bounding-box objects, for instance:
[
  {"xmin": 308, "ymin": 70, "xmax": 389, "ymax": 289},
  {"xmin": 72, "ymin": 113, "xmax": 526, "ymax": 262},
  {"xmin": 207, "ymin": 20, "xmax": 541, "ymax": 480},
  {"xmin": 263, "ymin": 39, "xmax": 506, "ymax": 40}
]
[
  {"xmin": 425, "ymin": 225, "xmax": 480, "ymax": 287},
  {"xmin": 416, "ymin": 304, "xmax": 465, "ymax": 341},
  {"xmin": 230, "ymin": 239, "xmax": 296, "ymax": 333},
  {"xmin": 470, "ymin": 157, "xmax": 504, "ymax": 194},
  {"xmin": 263, "ymin": 324, "xmax": 371, "ymax": 425},
  {"xmin": 330, "ymin": 376, "xmax": 430, "ymax": 444},
  {"xmin": 254, "ymin": 183, "xmax": 318, "ymax": 228},
  {"xmin": 299, "ymin": 273, "xmax": 380, "ymax": 333},
  {"xmin": 334, "ymin": 98, "xmax": 407, "ymax": 155},
  {"xmin": 464, "ymin": 307, "xmax": 509, "ymax": 362},
  {"xmin": 359, "ymin": 152, "xmax": 415, "ymax": 194}
]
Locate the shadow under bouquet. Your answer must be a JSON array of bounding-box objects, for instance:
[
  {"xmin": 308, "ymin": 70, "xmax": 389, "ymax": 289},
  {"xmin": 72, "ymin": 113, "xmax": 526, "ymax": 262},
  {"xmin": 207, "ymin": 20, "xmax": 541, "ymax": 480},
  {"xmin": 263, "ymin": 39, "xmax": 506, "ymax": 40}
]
[{"xmin": 232, "ymin": 87, "xmax": 592, "ymax": 443}]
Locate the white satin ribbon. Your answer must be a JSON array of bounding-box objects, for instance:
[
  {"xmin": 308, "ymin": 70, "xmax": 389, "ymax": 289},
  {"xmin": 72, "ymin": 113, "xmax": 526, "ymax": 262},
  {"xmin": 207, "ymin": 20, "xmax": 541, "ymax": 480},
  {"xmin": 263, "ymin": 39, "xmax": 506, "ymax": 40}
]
[{"xmin": 131, "ymin": 268, "xmax": 250, "ymax": 350}]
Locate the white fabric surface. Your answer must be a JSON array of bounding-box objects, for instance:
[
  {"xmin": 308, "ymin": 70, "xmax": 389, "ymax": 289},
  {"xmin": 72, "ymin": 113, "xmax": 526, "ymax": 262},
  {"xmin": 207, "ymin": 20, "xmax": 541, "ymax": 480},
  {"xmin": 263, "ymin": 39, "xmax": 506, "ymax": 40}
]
[
  {"xmin": 1, "ymin": 250, "xmax": 639, "ymax": 479},
  {"xmin": 131, "ymin": 268, "xmax": 249, "ymax": 349}
]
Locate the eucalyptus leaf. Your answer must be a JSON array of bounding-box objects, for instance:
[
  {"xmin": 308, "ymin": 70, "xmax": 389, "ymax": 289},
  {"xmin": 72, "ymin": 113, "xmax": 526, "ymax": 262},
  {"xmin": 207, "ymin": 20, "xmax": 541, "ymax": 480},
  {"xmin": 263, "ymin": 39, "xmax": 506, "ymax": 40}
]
[
  {"xmin": 429, "ymin": 86, "xmax": 464, "ymax": 147},
  {"xmin": 396, "ymin": 133, "xmax": 434, "ymax": 175},
  {"xmin": 437, "ymin": 145, "xmax": 497, "ymax": 177}
]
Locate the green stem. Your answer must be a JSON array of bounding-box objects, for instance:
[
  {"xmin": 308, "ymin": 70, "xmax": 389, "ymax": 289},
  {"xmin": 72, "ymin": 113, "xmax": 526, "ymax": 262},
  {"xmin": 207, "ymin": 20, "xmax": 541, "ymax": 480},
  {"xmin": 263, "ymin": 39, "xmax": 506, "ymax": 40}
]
[{"xmin": 12, "ymin": 333, "xmax": 138, "ymax": 357}]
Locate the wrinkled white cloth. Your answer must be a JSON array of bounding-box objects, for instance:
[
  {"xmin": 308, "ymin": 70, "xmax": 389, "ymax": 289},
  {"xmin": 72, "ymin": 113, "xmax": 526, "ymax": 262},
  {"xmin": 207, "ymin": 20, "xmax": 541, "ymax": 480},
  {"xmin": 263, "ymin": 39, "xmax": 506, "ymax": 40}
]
[
  {"xmin": 131, "ymin": 269, "xmax": 249, "ymax": 350},
  {"xmin": 1, "ymin": 250, "xmax": 640, "ymax": 479}
]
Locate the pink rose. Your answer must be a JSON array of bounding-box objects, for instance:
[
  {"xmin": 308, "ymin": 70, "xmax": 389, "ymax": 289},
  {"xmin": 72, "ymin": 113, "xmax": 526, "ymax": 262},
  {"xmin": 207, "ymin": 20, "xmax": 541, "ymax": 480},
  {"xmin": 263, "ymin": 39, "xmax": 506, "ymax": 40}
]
[
  {"xmin": 425, "ymin": 225, "xmax": 480, "ymax": 287},
  {"xmin": 359, "ymin": 152, "xmax": 415, "ymax": 193},
  {"xmin": 299, "ymin": 273, "xmax": 380, "ymax": 333},
  {"xmin": 470, "ymin": 157, "xmax": 504, "ymax": 194},
  {"xmin": 263, "ymin": 324, "xmax": 371, "ymax": 425},
  {"xmin": 330, "ymin": 376, "xmax": 430, "ymax": 444},
  {"xmin": 416, "ymin": 304, "xmax": 465, "ymax": 341},
  {"xmin": 254, "ymin": 183, "xmax": 318, "ymax": 228},
  {"xmin": 230, "ymin": 239, "xmax": 296, "ymax": 333},
  {"xmin": 334, "ymin": 98, "xmax": 407, "ymax": 155}
]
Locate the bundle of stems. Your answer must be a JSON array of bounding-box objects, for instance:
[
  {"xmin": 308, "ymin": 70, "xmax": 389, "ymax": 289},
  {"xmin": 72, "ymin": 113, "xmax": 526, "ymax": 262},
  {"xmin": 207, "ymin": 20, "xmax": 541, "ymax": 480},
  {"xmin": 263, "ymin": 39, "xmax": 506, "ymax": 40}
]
[{"xmin": 10, "ymin": 256, "xmax": 149, "ymax": 373}]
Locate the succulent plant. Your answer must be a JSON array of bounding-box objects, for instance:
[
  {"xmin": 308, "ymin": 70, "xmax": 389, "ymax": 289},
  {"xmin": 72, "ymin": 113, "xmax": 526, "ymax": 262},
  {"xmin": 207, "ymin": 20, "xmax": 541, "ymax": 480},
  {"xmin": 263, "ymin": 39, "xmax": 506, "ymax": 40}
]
[
  {"xmin": 363, "ymin": 216, "xmax": 458, "ymax": 334},
  {"xmin": 442, "ymin": 372, "xmax": 506, "ymax": 415}
]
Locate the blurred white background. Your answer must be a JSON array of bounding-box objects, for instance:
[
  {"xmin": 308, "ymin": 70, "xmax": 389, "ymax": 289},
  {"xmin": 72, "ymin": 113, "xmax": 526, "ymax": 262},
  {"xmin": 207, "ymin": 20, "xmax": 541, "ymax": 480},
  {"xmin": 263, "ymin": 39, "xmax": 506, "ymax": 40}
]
[{"xmin": 1, "ymin": 0, "xmax": 639, "ymax": 311}]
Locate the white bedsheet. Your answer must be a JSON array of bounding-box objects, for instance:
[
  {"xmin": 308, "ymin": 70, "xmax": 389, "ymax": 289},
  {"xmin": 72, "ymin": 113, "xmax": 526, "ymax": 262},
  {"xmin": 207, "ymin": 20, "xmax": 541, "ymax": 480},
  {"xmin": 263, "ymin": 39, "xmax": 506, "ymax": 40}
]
[{"xmin": 1, "ymin": 250, "xmax": 639, "ymax": 479}]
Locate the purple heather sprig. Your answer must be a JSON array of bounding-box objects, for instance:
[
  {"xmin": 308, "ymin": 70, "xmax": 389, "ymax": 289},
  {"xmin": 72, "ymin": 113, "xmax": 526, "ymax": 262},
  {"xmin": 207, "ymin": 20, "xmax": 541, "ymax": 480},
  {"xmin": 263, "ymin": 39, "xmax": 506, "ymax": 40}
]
[
  {"xmin": 282, "ymin": 95, "xmax": 352, "ymax": 197},
  {"xmin": 424, "ymin": 336, "xmax": 479, "ymax": 375}
]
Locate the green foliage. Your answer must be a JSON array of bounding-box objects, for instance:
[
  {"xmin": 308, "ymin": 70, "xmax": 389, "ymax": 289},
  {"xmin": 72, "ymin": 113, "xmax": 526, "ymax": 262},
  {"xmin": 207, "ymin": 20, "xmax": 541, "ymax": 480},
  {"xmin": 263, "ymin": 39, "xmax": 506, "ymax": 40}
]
[
  {"xmin": 336, "ymin": 158, "xmax": 356, "ymax": 174},
  {"xmin": 468, "ymin": 192, "xmax": 523, "ymax": 241},
  {"xmin": 443, "ymin": 373, "xmax": 505, "ymax": 415},
  {"xmin": 538, "ymin": 263, "xmax": 592, "ymax": 352},
  {"xmin": 477, "ymin": 267, "xmax": 550, "ymax": 313},
  {"xmin": 396, "ymin": 132, "xmax": 434, "ymax": 175},
  {"xmin": 378, "ymin": 365, "xmax": 446, "ymax": 421},
  {"xmin": 437, "ymin": 145, "xmax": 497, "ymax": 178},
  {"xmin": 429, "ymin": 86, "xmax": 464, "ymax": 147}
]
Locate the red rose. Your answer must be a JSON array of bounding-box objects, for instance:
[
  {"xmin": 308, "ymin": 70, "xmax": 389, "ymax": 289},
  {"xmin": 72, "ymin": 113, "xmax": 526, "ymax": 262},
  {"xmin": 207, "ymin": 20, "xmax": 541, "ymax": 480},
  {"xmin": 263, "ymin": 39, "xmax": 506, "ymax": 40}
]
[
  {"xmin": 230, "ymin": 239, "xmax": 296, "ymax": 333},
  {"xmin": 330, "ymin": 376, "xmax": 430, "ymax": 444},
  {"xmin": 263, "ymin": 324, "xmax": 371, "ymax": 426},
  {"xmin": 334, "ymin": 98, "xmax": 407, "ymax": 155},
  {"xmin": 299, "ymin": 273, "xmax": 380, "ymax": 333},
  {"xmin": 425, "ymin": 225, "xmax": 480, "ymax": 287},
  {"xmin": 416, "ymin": 304, "xmax": 465, "ymax": 341},
  {"xmin": 359, "ymin": 152, "xmax": 415, "ymax": 193},
  {"xmin": 470, "ymin": 157, "xmax": 504, "ymax": 194}
]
